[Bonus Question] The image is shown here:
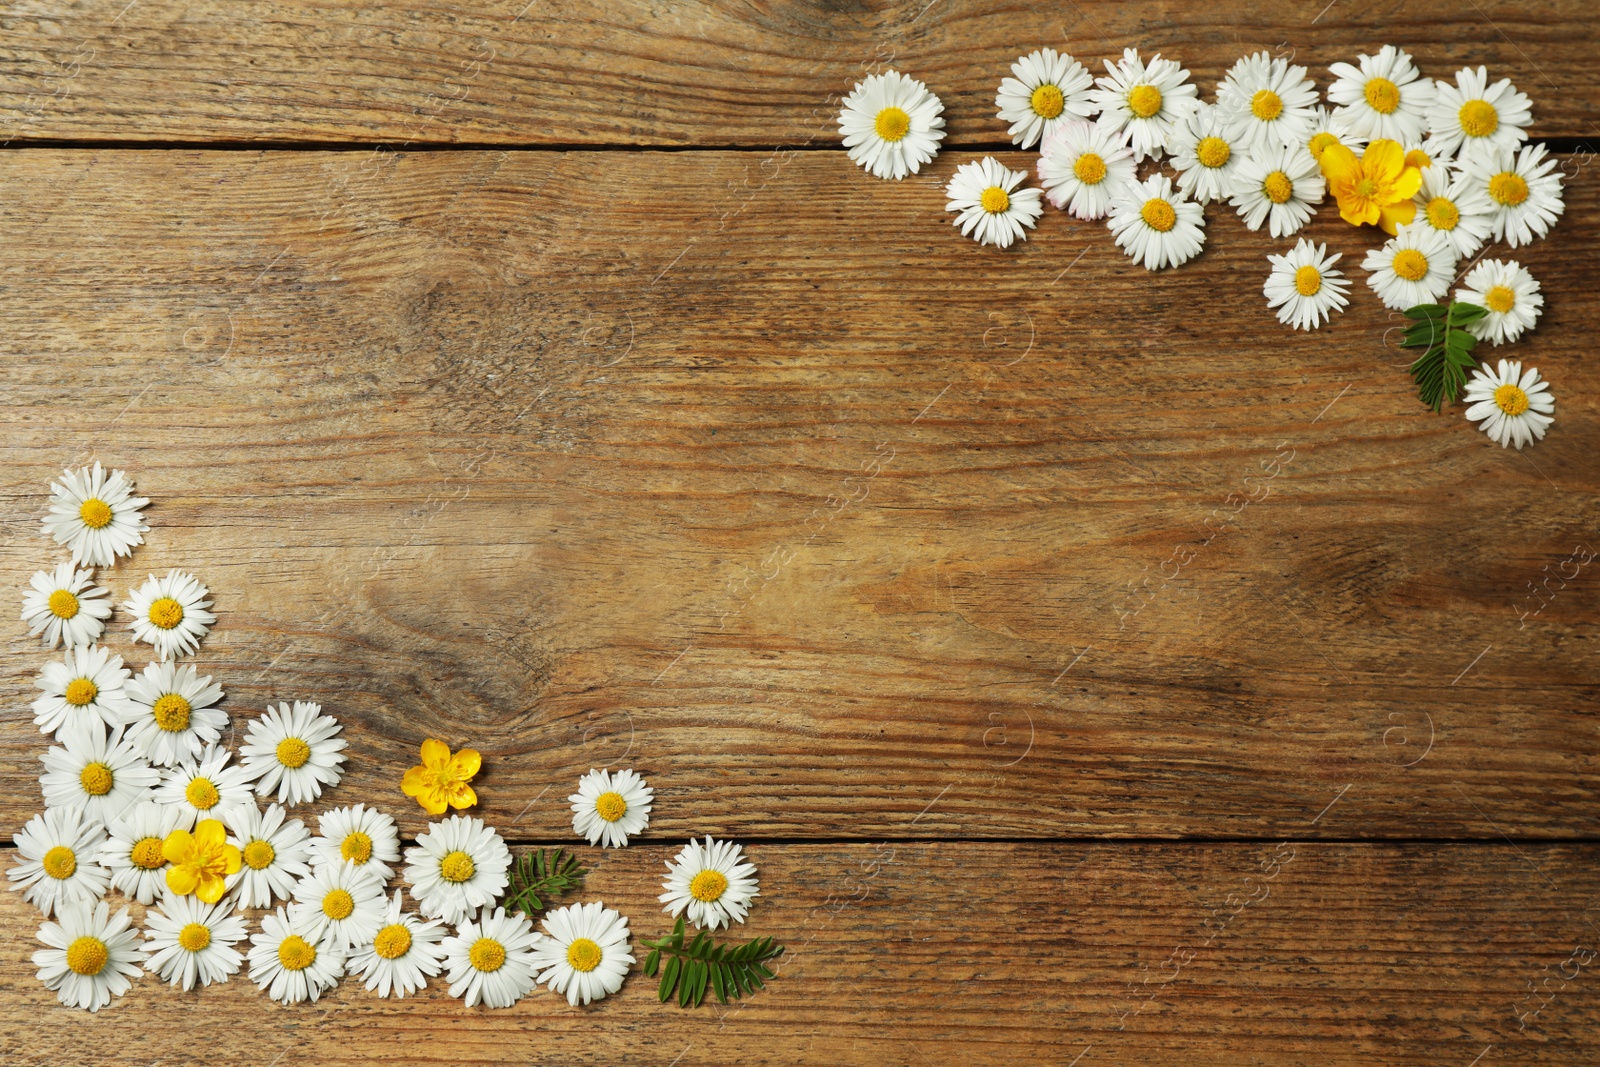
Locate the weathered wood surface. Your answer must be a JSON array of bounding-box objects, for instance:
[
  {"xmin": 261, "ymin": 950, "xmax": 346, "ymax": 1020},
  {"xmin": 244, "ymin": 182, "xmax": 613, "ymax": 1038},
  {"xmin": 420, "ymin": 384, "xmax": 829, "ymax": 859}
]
[
  {"xmin": 0, "ymin": 149, "xmax": 1595, "ymax": 841},
  {"xmin": 2, "ymin": 1, "xmax": 1598, "ymax": 145}
]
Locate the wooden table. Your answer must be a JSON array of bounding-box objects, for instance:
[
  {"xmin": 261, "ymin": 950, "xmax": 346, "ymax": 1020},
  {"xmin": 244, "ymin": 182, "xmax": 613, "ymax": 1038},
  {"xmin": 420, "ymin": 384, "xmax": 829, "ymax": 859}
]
[{"xmin": 2, "ymin": 2, "xmax": 1596, "ymax": 1063}]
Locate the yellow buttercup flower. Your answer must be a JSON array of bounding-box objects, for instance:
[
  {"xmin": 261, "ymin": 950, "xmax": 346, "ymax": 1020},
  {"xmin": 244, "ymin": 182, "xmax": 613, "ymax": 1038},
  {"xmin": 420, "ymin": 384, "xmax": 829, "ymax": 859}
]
[
  {"xmin": 1318, "ymin": 138, "xmax": 1422, "ymax": 234},
  {"xmin": 162, "ymin": 818, "xmax": 241, "ymax": 904},
  {"xmin": 401, "ymin": 738, "xmax": 481, "ymax": 815}
]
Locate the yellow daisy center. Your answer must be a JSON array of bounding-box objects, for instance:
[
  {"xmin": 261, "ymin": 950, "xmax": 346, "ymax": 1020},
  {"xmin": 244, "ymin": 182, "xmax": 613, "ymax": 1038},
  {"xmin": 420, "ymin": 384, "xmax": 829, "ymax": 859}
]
[
  {"xmin": 1459, "ymin": 99, "xmax": 1499, "ymax": 138},
  {"xmin": 469, "ymin": 937, "xmax": 506, "ymax": 972},
  {"xmin": 1484, "ymin": 285, "xmax": 1517, "ymax": 314},
  {"xmin": 979, "ymin": 186, "xmax": 1010, "ymax": 213},
  {"xmin": 1405, "ymin": 148, "xmax": 1432, "ymax": 170},
  {"xmin": 1494, "ymin": 382, "xmax": 1530, "ymax": 415},
  {"xmin": 1364, "ymin": 77, "xmax": 1400, "ymax": 114},
  {"xmin": 278, "ymin": 935, "xmax": 316, "ymax": 971},
  {"xmin": 1307, "ymin": 131, "xmax": 1340, "ymax": 159},
  {"xmin": 131, "ymin": 837, "xmax": 165, "ymax": 869},
  {"xmin": 322, "ymin": 889, "xmax": 355, "ymax": 920},
  {"xmin": 64, "ymin": 678, "xmax": 99, "ymax": 706},
  {"xmin": 341, "ymin": 831, "xmax": 373, "ymax": 864},
  {"xmin": 1073, "ymin": 152, "xmax": 1107, "ymax": 184},
  {"xmin": 186, "ymin": 777, "xmax": 220, "ymax": 810},
  {"xmin": 374, "ymin": 924, "xmax": 412, "ymax": 960},
  {"xmin": 690, "ymin": 869, "xmax": 729, "ymax": 902},
  {"xmin": 1140, "ymin": 198, "xmax": 1176, "ymax": 232},
  {"xmin": 178, "ymin": 922, "xmax": 211, "ymax": 952},
  {"xmin": 148, "ymin": 597, "xmax": 185, "ymax": 630},
  {"xmin": 78, "ymin": 499, "xmax": 113, "ymax": 530},
  {"xmin": 566, "ymin": 937, "xmax": 603, "ymax": 973},
  {"xmin": 1196, "ymin": 136, "xmax": 1231, "ymax": 169},
  {"xmin": 1030, "ymin": 83, "xmax": 1065, "ymax": 119},
  {"xmin": 874, "ymin": 106, "xmax": 910, "ymax": 142},
  {"xmin": 66, "ymin": 936, "xmax": 108, "ymax": 976},
  {"xmin": 47, "ymin": 589, "xmax": 80, "ymax": 619},
  {"xmin": 1489, "ymin": 172, "xmax": 1529, "ymax": 206},
  {"xmin": 1425, "ymin": 196, "xmax": 1460, "ymax": 230},
  {"xmin": 276, "ymin": 737, "xmax": 311, "ymax": 768},
  {"xmin": 1392, "ymin": 249, "xmax": 1429, "ymax": 281},
  {"xmin": 43, "ymin": 845, "xmax": 77, "ymax": 880},
  {"xmin": 1294, "ymin": 265, "xmax": 1323, "ymax": 296},
  {"xmin": 1264, "ymin": 171, "xmax": 1294, "ymax": 204},
  {"xmin": 79, "ymin": 762, "xmax": 114, "ymax": 796},
  {"xmin": 243, "ymin": 839, "xmax": 276, "ymax": 870},
  {"xmin": 1127, "ymin": 84, "xmax": 1162, "ymax": 118},
  {"xmin": 595, "ymin": 791, "xmax": 628, "ymax": 822},
  {"xmin": 440, "ymin": 850, "xmax": 475, "ymax": 883},
  {"xmin": 1250, "ymin": 89, "xmax": 1284, "ymax": 120},
  {"xmin": 152, "ymin": 694, "xmax": 192, "ymax": 732}
]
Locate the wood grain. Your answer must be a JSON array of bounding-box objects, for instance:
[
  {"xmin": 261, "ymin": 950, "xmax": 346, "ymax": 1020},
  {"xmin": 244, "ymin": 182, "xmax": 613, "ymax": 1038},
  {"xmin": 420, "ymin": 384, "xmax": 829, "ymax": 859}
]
[{"xmin": 1, "ymin": 1, "xmax": 1598, "ymax": 145}]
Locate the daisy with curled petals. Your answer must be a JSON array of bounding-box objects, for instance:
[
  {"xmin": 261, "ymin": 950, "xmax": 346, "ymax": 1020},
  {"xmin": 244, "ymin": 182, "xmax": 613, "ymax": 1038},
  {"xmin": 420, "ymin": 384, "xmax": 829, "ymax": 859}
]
[
  {"xmin": 124, "ymin": 570, "xmax": 215, "ymax": 660},
  {"xmin": 1215, "ymin": 50, "xmax": 1318, "ymax": 155},
  {"xmin": 241, "ymin": 700, "xmax": 347, "ymax": 806},
  {"xmin": 995, "ymin": 47, "xmax": 1094, "ymax": 149},
  {"xmin": 1089, "ymin": 47, "xmax": 1198, "ymax": 161},
  {"xmin": 401, "ymin": 738, "xmax": 480, "ymax": 815},
  {"xmin": 143, "ymin": 894, "xmax": 246, "ymax": 991},
  {"xmin": 1411, "ymin": 163, "xmax": 1493, "ymax": 259},
  {"xmin": 21, "ymin": 562, "xmax": 113, "ymax": 650},
  {"xmin": 1327, "ymin": 46, "xmax": 1436, "ymax": 145},
  {"xmin": 248, "ymin": 906, "xmax": 346, "ymax": 1005},
  {"xmin": 441, "ymin": 905, "xmax": 542, "ymax": 1008},
  {"xmin": 1106, "ymin": 173, "xmax": 1205, "ymax": 272},
  {"xmin": 1037, "ymin": 120, "xmax": 1136, "ymax": 220},
  {"xmin": 122, "ymin": 660, "xmax": 226, "ymax": 767},
  {"xmin": 40, "ymin": 721, "xmax": 159, "ymax": 826},
  {"xmin": 347, "ymin": 890, "xmax": 448, "ymax": 999},
  {"xmin": 1304, "ymin": 105, "xmax": 1366, "ymax": 167},
  {"xmin": 1264, "ymin": 240, "xmax": 1350, "ymax": 331},
  {"xmin": 311, "ymin": 803, "xmax": 401, "ymax": 882},
  {"xmin": 944, "ymin": 157, "xmax": 1043, "ymax": 249},
  {"xmin": 32, "ymin": 644, "xmax": 133, "ymax": 740},
  {"xmin": 1426, "ymin": 66, "xmax": 1531, "ymax": 165},
  {"xmin": 1362, "ymin": 223, "xmax": 1457, "ymax": 311},
  {"xmin": 530, "ymin": 901, "xmax": 633, "ymax": 1006},
  {"xmin": 1457, "ymin": 260, "xmax": 1543, "ymax": 346},
  {"xmin": 1464, "ymin": 360, "xmax": 1554, "ymax": 449},
  {"xmin": 156, "ymin": 743, "xmax": 256, "ymax": 823},
  {"xmin": 224, "ymin": 803, "xmax": 313, "ymax": 909},
  {"xmin": 41, "ymin": 462, "xmax": 149, "ymax": 567},
  {"xmin": 1459, "ymin": 143, "xmax": 1564, "ymax": 248},
  {"xmin": 837, "ymin": 70, "xmax": 945, "ymax": 180},
  {"xmin": 32, "ymin": 900, "xmax": 145, "ymax": 1012},
  {"xmin": 1167, "ymin": 104, "xmax": 1248, "ymax": 205},
  {"xmin": 1318, "ymin": 139, "xmax": 1421, "ymax": 234},
  {"xmin": 9, "ymin": 807, "xmax": 109, "ymax": 918},
  {"xmin": 404, "ymin": 815, "xmax": 512, "ymax": 926},
  {"xmin": 660, "ymin": 835, "xmax": 760, "ymax": 930},
  {"xmin": 162, "ymin": 817, "xmax": 241, "ymax": 904},
  {"xmin": 1231, "ymin": 144, "xmax": 1326, "ymax": 238},
  {"xmin": 103, "ymin": 802, "xmax": 192, "ymax": 905},
  {"xmin": 571, "ymin": 767, "xmax": 654, "ymax": 848},
  {"xmin": 290, "ymin": 861, "xmax": 385, "ymax": 949}
]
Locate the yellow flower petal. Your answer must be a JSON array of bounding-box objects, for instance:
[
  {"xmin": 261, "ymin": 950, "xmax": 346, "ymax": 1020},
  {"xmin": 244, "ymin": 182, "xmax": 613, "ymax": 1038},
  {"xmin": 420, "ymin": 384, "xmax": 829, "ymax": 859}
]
[
  {"xmin": 1363, "ymin": 139, "xmax": 1404, "ymax": 182},
  {"xmin": 448, "ymin": 784, "xmax": 479, "ymax": 810},
  {"xmin": 166, "ymin": 864, "xmax": 199, "ymax": 895},
  {"xmin": 162, "ymin": 830, "xmax": 195, "ymax": 865},
  {"xmin": 196, "ymin": 873, "xmax": 226, "ymax": 904},
  {"xmin": 448, "ymin": 749, "xmax": 482, "ymax": 781},
  {"xmin": 420, "ymin": 791, "xmax": 449, "ymax": 815},
  {"xmin": 1390, "ymin": 165, "xmax": 1423, "ymax": 202},
  {"xmin": 221, "ymin": 844, "xmax": 242, "ymax": 875},
  {"xmin": 1319, "ymin": 143, "xmax": 1359, "ymax": 182},
  {"xmin": 401, "ymin": 765, "xmax": 431, "ymax": 796},
  {"xmin": 420, "ymin": 738, "xmax": 452, "ymax": 768},
  {"xmin": 194, "ymin": 819, "xmax": 227, "ymax": 849},
  {"xmin": 1378, "ymin": 200, "xmax": 1417, "ymax": 234}
]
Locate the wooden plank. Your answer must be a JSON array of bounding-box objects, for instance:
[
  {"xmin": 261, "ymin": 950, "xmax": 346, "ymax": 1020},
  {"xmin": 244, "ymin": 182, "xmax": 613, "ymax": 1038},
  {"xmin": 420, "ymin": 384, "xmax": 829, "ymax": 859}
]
[
  {"xmin": 1, "ymin": 149, "xmax": 1596, "ymax": 841},
  {"xmin": 1, "ymin": 1, "xmax": 1597, "ymax": 145},
  {"xmin": 1, "ymin": 841, "xmax": 1597, "ymax": 1062}
]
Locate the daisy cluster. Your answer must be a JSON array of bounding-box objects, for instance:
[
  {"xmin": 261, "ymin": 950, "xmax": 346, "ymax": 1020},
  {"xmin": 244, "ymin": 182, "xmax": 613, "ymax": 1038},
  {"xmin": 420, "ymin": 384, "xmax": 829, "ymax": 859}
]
[{"xmin": 838, "ymin": 46, "xmax": 1564, "ymax": 449}]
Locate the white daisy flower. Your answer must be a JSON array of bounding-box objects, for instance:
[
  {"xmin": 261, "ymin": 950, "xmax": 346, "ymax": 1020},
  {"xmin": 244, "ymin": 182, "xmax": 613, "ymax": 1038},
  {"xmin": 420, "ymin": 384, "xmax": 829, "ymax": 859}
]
[
  {"xmin": 404, "ymin": 815, "xmax": 512, "ymax": 926},
  {"xmin": 247, "ymin": 905, "xmax": 347, "ymax": 1005},
  {"xmin": 1303, "ymin": 105, "xmax": 1367, "ymax": 166},
  {"xmin": 1167, "ymin": 104, "xmax": 1248, "ymax": 205},
  {"xmin": 1229, "ymin": 144, "xmax": 1325, "ymax": 238},
  {"xmin": 944, "ymin": 156, "xmax": 1044, "ymax": 249},
  {"xmin": 239, "ymin": 700, "xmax": 347, "ymax": 806},
  {"xmin": 1327, "ymin": 45, "xmax": 1437, "ymax": 145},
  {"xmin": 995, "ymin": 47, "xmax": 1095, "ymax": 149},
  {"xmin": 1426, "ymin": 66, "xmax": 1531, "ymax": 165},
  {"xmin": 1215, "ymin": 50, "xmax": 1318, "ymax": 154},
  {"xmin": 40, "ymin": 721, "xmax": 159, "ymax": 826},
  {"xmin": 1106, "ymin": 173, "xmax": 1206, "ymax": 271},
  {"xmin": 1465, "ymin": 360, "xmax": 1554, "ymax": 449},
  {"xmin": 32, "ymin": 644, "xmax": 134, "ymax": 740},
  {"xmin": 123, "ymin": 570, "xmax": 215, "ymax": 661},
  {"xmin": 1088, "ymin": 47, "xmax": 1199, "ymax": 161},
  {"xmin": 1411, "ymin": 163, "xmax": 1493, "ymax": 259},
  {"xmin": 1263, "ymin": 240, "xmax": 1351, "ymax": 331},
  {"xmin": 223, "ymin": 802, "xmax": 313, "ymax": 909},
  {"xmin": 21, "ymin": 562, "xmax": 113, "ymax": 650},
  {"xmin": 837, "ymin": 70, "xmax": 945, "ymax": 180},
  {"xmin": 155, "ymin": 743, "xmax": 256, "ymax": 823},
  {"xmin": 440, "ymin": 905, "xmax": 542, "ymax": 1008},
  {"xmin": 102, "ymin": 801, "xmax": 193, "ymax": 905},
  {"xmin": 143, "ymin": 894, "xmax": 247, "ymax": 990},
  {"xmin": 9, "ymin": 807, "xmax": 110, "ymax": 918},
  {"xmin": 41, "ymin": 463, "xmax": 149, "ymax": 567},
  {"xmin": 1362, "ymin": 223, "xmax": 1458, "ymax": 311},
  {"xmin": 1458, "ymin": 143, "xmax": 1564, "ymax": 248},
  {"xmin": 1457, "ymin": 259, "xmax": 1544, "ymax": 346},
  {"xmin": 660, "ymin": 835, "xmax": 760, "ymax": 930},
  {"xmin": 311, "ymin": 803, "xmax": 401, "ymax": 882},
  {"xmin": 121, "ymin": 660, "xmax": 226, "ymax": 768},
  {"xmin": 530, "ymin": 901, "xmax": 633, "ymax": 1006},
  {"xmin": 1037, "ymin": 120, "xmax": 1137, "ymax": 220},
  {"xmin": 290, "ymin": 861, "xmax": 386, "ymax": 949},
  {"xmin": 346, "ymin": 890, "xmax": 448, "ymax": 999},
  {"xmin": 570, "ymin": 768, "xmax": 654, "ymax": 848},
  {"xmin": 32, "ymin": 900, "xmax": 145, "ymax": 1012}
]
